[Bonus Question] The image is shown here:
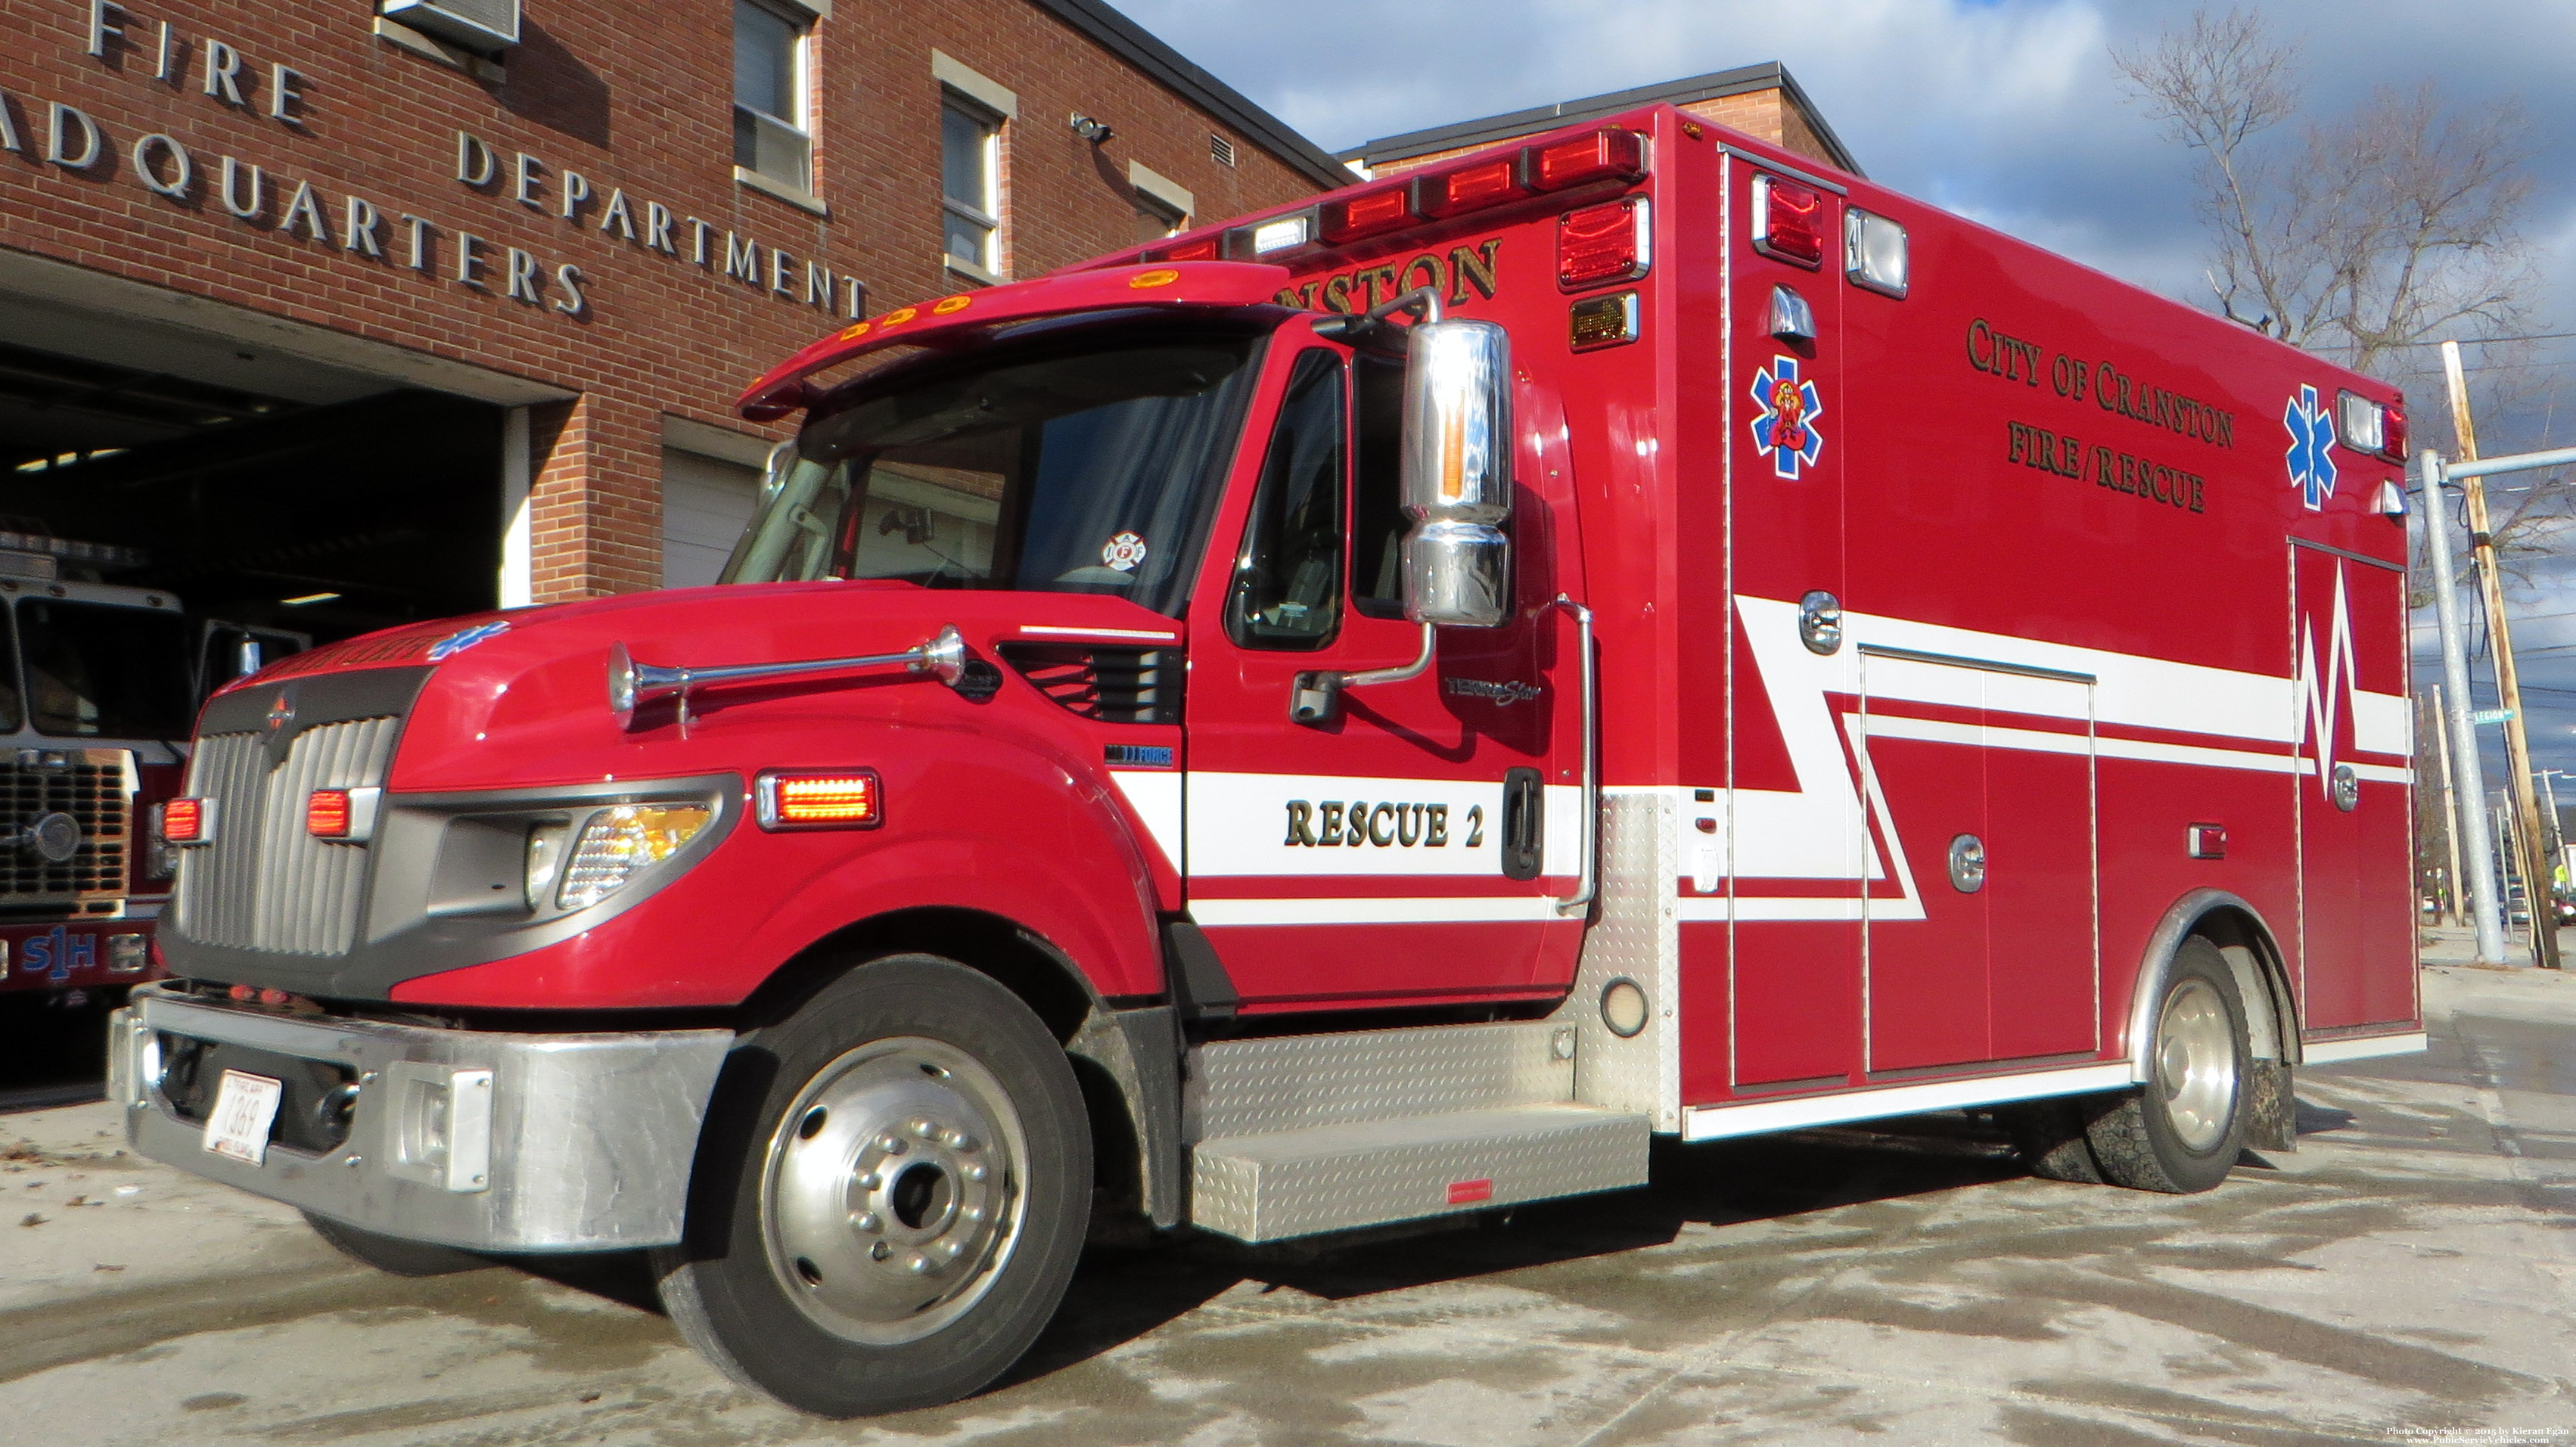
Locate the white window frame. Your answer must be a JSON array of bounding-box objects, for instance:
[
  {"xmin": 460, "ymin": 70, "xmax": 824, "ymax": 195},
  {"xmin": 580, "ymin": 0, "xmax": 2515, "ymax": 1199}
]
[
  {"xmin": 732, "ymin": 0, "xmax": 814, "ymax": 196},
  {"xmin": 941, "ymin": 92, "xmax": 1004, "ymax": 281}
]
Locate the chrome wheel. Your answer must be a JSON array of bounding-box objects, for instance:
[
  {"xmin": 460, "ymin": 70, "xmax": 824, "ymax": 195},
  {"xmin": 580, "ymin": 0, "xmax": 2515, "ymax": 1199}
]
[
  {"xmin": 760, "ymin": 1036, "xmax": 1029, "ymax": 1346},
  {"xmin": 2155, "ymin": 976, "xmax": 2238, "ymax": 1154}
]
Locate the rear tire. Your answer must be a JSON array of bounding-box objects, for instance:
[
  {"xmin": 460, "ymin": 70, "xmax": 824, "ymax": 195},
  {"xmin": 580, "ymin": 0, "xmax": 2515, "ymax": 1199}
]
[
  {"xmin": 652, "ymin": 955, "xmax": 1090, "ymax": 1418},
  {"xmin": 1998, "ymin": 1096, "xmax": 2105, "ymax": 1184},
  {"xmin": 2087, "ymin": 938, "xmax": 2250, "ymax": 1194},
  {"xmin": 303, "ymin": 1211, "xmax": 491, "ymax": 1276}
]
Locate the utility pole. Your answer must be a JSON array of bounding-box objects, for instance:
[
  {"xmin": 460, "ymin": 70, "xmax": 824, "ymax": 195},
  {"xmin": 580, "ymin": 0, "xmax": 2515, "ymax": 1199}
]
[
  {"xmin": 2444, "ymin": 340, "xmax": 2560, "ymax": 969},
  {"xmin": 2435, "ymin": 683, "xmax": 2466, "ymax": 927},
  {"xmin": 2418, "ymin": 449, "xmax": 2509, "ymax": 964}
]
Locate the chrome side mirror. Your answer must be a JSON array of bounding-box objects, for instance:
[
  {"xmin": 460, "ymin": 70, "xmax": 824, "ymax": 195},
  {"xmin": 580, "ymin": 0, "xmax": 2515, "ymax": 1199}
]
[{"xmin": 1399, "ymin": 318, "xmax": 1513, "ymax": 628}]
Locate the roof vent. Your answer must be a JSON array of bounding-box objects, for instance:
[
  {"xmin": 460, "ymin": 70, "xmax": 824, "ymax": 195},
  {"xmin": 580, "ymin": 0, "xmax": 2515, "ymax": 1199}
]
[{"xmin": 379, "ymin": 0, "xmax": 520, "ymax": 52}]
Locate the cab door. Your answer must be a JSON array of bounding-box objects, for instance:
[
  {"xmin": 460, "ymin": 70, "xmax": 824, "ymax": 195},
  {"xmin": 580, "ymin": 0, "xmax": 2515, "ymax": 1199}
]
[{"xmin": 1182, "ymin": 335, "xmax": 1580, "ymax": 1011}]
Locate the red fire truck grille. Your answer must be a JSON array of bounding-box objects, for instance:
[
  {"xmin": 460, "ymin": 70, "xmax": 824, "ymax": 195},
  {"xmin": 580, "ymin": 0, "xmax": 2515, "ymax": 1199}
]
[
  {"xmin": 172, "ymin": 719, "xmax": 398, "ymax": 956},
  {"xmin": 0, "ymin": 751, "xmax": 132, "ymax": 905},
  {"xmin": 996, "ymin": 644, "xmax": 1183, "ymax": 725}
]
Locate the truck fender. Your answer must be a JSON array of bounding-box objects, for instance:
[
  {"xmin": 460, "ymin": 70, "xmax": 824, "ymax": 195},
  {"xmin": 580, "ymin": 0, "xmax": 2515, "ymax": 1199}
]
[
  {"xmin": 2120, "ymin": 888, "xmax": 2299, "ymax": 1152},
  {"xmin": 1067, "ymin": 1004, "xmax": 1183, "ymax": 1228},
  {"xmin": 741, "ymin": 834, "xmax": 1165, "ymax": 1002}
]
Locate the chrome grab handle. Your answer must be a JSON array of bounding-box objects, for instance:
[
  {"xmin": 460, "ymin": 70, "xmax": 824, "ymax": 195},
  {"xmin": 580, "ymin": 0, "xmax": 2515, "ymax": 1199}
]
[
  {"xmin": 609, "ymin": 624, "xmax": 969, "ymax": 733},
  {"xmin": 1552, "ymin": 595, "xmax": 1596, "ymax": 917}
]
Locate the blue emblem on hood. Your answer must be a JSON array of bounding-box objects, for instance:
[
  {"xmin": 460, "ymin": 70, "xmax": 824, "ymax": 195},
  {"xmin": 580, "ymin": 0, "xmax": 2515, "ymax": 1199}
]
[{"xmin": 427, "ymin": 621, "xmax": 511, "ymax": 661}]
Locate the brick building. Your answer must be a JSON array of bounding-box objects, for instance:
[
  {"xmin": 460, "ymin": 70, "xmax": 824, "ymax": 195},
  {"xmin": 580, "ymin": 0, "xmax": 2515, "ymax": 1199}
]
[
  {"xmin": 0, "ymin": 0, "xmax": 1341, "ymax": 646},
  {"xmin": 1344, "ymin": 63, "xmax": 1858, "ymax": 180}
]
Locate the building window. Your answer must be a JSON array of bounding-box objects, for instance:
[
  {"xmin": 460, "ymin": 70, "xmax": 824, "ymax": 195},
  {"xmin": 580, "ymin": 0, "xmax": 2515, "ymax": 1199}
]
[
  {"xmin": 733, "ymin": 0, "xmax": 811, "ymax": 191},
  {"xmin": 1136, "ymin": 194, "xmax": 1185, "ymax": 245},
  {"xmin": 942, "ymin": 98, "xmax": 1002, "ymax": 276}
]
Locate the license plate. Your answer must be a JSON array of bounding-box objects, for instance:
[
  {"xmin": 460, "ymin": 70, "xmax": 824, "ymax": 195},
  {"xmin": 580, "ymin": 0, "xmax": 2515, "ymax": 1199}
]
[{"xmin": 201, "ymin": 1069, "xmax": 284, "ymax": 1166}]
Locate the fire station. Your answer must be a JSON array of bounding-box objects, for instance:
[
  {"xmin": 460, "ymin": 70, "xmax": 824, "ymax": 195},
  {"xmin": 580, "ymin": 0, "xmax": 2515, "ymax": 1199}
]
[{"xmin": 0, "ymin": 0, "xmax": 1341, "ymax": 653}]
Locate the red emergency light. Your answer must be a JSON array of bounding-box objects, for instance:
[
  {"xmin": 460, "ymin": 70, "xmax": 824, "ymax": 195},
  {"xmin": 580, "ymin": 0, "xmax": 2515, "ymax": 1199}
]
[
  {"xmin": 1148, "ymin": 237, "xmax": 1220, "ymax": 263},
  {"xmin": 1558, "ymin": 199, "xmax": 1650, "ymax": 290},
  {"xmin": 1414, "ymin": 157, "xmax": 1527, "ymax": 218},
  {"xmin": 1319, "ymin": 185, "xmax": 1416, "ymax": 244},
  {"xmin": 1751, "ymin": 175, "xmax": 1826, "ymax": 269},
  {"xmin": 1525, "ymin": 127, "xmax": 1647, "ymax": 192},
  {"xmin": 2381, "ymin": 402, "xmax": 2409, "ymax": 461},
  {"xmin": 160, "ymin": 796, "xmax": 208, "ymax": 845},
  {"xmin": 306, "ymin": 790, "xmax": 353, "ymax": 838}
]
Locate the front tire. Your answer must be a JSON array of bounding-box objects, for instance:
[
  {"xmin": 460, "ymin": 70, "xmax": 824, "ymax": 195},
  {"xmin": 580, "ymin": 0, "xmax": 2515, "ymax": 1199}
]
[
  {"xmin": 654, "ymin": 955, "xmax": 1090, "ymax": 1418},
  {"xmin": 2087, "ymin": 937, "xmax": 2250, "ymax": 1194}
]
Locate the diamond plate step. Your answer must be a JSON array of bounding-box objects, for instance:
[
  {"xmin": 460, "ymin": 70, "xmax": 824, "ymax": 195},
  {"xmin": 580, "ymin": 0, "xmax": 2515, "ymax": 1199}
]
[
  {"xmin": 1188, "ymin": 1020, "xmax": 1579, "ymax": 1141},
  {"xmin": 1190, "ymin": 1103, "xmax": 1649, "ymax": 1243}
]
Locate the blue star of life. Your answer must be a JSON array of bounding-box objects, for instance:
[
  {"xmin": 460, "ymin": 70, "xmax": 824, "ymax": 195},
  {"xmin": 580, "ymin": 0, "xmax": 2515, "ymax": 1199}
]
[
  {"xmin": 2284, "ymin": 384, "xmax": 2337, "ymax": 511},
  {"xmin": 428, "ymin": 620, "xmax": 511, "ymax": 662}
]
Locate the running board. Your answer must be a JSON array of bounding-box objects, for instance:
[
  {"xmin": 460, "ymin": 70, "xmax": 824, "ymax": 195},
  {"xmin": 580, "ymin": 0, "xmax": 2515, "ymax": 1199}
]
[
  {"xmin": 1183, "ymin": 1020, "xmax": 1650, "ymax": 1242},
  {"xmin": 1191, "ymin": 1103, "xmax": 1649, "ymax": 1242}
]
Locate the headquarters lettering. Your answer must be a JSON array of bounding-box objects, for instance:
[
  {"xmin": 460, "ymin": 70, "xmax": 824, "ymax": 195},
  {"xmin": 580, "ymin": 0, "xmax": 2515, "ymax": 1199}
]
[{"xmin": 8, "ymin": 0, "xmax": 864, "ymax": 323}]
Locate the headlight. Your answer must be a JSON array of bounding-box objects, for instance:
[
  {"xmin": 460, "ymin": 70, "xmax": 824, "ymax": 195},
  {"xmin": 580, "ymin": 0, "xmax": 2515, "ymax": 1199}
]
[{"xmin": 555, "ymin": 803, "xmax": 712, "ymax": 910}]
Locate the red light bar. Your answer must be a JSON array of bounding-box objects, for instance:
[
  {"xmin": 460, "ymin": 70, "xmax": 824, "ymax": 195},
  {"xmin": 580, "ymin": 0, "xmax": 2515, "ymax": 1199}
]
[
  {"xmin": 1151, "ymin": 237, "xmax": 1220, "ymax": 263},
  {"xmin": 757, "ymin": 770, "xmax": 884, "ymax": 831},
  {"xmin": 1415, "ymin": 157, "xmax": 1527, "ymax": 219},
  {"xmin": 1525, "ymin": 127, "xmax": 1647, "ymax": 193},
  {"xmin": 2382, "ymin": 402, "xmax": 2409, "ymax": 461},
  {"xmin": 1558, "ymin": 199, "xmax": 1650, "ymax": 290},
  {"xmin": 306, "ymin": 790, "xmax": 353, "ymax": 839},
  {"xmin": 1752, "ymin": 175, "xmax": 1825, "ymax": 268},
  {"xmin": 1319, "ymin": 185, "xmax": 1415, "ymax": 244},
  {"xmin": 160, "ymin": 796, "xmax": 207, "ymax": 845}
]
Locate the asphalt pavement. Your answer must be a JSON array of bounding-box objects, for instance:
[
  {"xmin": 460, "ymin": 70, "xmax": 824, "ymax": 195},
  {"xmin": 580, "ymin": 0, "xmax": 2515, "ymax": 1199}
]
[{"xmin": 3, "ymin": 964, "xmax": 2573, "ymax": 1445}]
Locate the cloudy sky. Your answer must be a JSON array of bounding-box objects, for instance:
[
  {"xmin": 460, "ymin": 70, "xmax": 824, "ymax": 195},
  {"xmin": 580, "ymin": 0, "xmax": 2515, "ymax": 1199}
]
[{"xmin": 1117, "ymin": 0, "xmax": 2576, "ymax": 780}]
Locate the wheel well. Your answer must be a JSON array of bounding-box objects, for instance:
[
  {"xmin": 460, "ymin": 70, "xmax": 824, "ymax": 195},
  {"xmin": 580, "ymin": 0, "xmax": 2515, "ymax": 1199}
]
[
  {"xmin": 2186, "ymin": 906, "xmax": 2298, "ymax": 1064},
  {"xmin": 737, "ymin": 906, "xmax": 1100, "ymax": 1044}
]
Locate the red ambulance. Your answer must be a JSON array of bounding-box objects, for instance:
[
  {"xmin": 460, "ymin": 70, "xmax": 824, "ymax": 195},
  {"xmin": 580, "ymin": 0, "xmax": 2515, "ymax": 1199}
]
[{"xmin": 113, "ymin": 101, "xmax": 2422, "ymax": 1416}]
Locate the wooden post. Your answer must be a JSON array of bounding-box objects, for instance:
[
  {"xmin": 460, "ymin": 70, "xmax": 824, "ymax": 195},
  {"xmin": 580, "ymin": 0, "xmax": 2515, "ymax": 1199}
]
[{"xmin": 2444, "ymin": 340, "xmax": 2559, "ymax": 967}]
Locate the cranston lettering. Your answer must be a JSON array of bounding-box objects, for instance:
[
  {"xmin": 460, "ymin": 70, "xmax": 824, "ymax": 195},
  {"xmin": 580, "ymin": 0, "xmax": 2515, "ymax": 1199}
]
[
  {"xmin": 1964, "ymin": 318, "xmax": 2236, "ymax": 453},
  {"xmin": 1276, "ymin": 239, "xmax": 1502, "ymax": 314},
  {"xmin": 1282, "ymin": 799, "xmax": 1490, "ymax": 849}
]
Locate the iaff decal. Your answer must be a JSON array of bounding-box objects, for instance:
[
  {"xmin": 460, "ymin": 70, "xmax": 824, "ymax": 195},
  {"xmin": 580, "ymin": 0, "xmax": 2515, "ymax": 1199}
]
[
  {"xmin": 1275, "ymin": 240, "xmax": 1502, "ymax": 315},
  {"xmin": 1750, "ymin": 356, "xmax": 1824, "ymax": 480},
  {"xmin": 21, "ymin": 927, "xmax": 97, "ymax": 984},
  {"xmin": 2283, "ymin": 384, "xmax": 2338, "ymax": 511}
]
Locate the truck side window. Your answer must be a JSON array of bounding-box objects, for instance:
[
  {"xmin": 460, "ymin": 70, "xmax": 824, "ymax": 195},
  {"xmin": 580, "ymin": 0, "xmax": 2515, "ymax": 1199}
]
[
  {"xmin": 1229, "ymin": 349, "xmax": 1347, "ymax": 650},
  {"xmin": 1351, "ymin": 352, "xmax": 1408, "ymax": 618}
]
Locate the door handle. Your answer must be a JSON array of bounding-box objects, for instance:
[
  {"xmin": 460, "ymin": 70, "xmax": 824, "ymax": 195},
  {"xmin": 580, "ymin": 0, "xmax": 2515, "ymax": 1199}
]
[{"xmin": 1501, "ymin": 767, "xmax": 1543, "ymax": 881}]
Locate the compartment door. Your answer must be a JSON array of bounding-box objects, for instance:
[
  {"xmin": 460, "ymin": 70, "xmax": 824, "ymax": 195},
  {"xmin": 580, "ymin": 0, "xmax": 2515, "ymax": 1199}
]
[
  {"xmin": 2291, "ymin": 544, "xmax": 2414, "ymax": 1028},
  {"xmin": 1860, "ymin": 651, "xmax": 2098, "ymax": 1070}
]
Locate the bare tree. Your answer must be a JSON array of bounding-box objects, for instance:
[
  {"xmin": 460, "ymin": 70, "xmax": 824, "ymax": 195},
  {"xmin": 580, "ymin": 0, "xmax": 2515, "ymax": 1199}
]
[{"xmin": 2114, "ymin": 9, "xmax": 2538, "ymax": 378}]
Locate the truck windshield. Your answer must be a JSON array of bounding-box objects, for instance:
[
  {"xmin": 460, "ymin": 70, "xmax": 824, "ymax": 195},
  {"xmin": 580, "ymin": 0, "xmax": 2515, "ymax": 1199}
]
[
  {"xmin": 18, "ymin": 599, "xmax": 194, "ymax": 739},
  {"xmin": 720, "ymin": 328, "xmax": 1264, "ymax": 616}
]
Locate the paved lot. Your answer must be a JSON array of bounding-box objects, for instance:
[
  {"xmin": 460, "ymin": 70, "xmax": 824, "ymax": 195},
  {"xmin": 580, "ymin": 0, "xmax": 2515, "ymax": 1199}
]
[{"xmin": 4, "ymin": 966, "xmax": 2574, "ymax": 1446}]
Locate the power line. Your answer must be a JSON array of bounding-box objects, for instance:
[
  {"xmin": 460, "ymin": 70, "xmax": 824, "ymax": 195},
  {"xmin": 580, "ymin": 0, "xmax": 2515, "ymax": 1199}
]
[{"xmin": 2382, "ymin": 331, "xmax": 2576, "ymax": 349}]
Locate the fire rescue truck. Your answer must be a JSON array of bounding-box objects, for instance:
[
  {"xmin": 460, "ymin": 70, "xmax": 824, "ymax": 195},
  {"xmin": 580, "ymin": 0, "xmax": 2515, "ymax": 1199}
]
[
  {"xmin": 111, "ymin": 102, "xmax": 2422, "ymax": 1417},
  {"xmin": 0, "ymin": 526, "xmax": 298, "ymax": 1070}
]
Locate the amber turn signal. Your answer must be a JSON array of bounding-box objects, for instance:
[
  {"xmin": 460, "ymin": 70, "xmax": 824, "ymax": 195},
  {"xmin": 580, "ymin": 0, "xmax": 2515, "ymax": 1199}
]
[{"xmin": 756, "ymin": 770, "xmax": 884, "ymax": 831}]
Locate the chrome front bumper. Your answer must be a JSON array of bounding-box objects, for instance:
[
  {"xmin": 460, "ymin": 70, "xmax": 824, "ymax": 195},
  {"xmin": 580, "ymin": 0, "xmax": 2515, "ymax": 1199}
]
[{"xmin": 113, "ymin": 984, "xmax": 733, "ymax": 1252}]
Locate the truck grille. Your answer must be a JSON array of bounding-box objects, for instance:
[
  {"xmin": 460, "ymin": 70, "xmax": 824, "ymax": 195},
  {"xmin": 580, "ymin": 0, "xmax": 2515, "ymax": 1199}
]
[
  {"xmin": 174, "ymin": 719, "xmax": 398, "ymax": 956},
  {"xmin": 0, "ymin": 750, "xmax": 132, "ymax": 905}
]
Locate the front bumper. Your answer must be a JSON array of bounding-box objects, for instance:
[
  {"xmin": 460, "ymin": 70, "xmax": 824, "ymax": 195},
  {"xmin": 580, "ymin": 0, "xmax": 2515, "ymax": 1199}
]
[
  {"xmin": 0, "ymin": 914, "xmax": 160, "ymax": 995},
  {"xmin": 113, "ymin": 983, "xmax": 732, "ymax": 1251}
]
